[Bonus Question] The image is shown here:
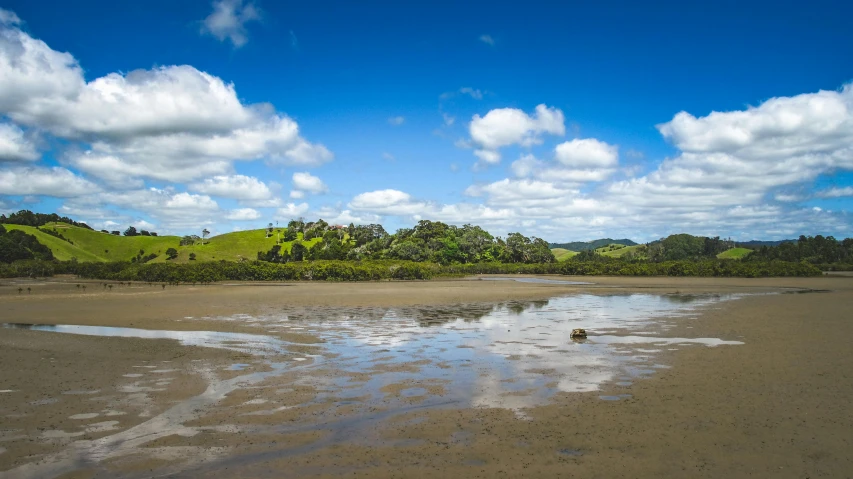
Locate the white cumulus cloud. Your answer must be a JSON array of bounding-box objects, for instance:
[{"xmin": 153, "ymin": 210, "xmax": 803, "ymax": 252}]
[
  {"xmin": 224, "ymin": 207, "xmax": 261, "ymax": 221},
  {"xmin": 0, "ymin": 123, "xmax": 38, "ymax": 161},
  {"xmin": 554, "ymin": 138, "xmax": 619, "ymax": 168},
  {"xmin": 0, "ymin": 8, "xmax": 21, "ymax": 25},
  {"xmin": 189, "ymin": 175, "xmax": 274, "ymax": 203},
  {"xmin": 348, "ymin": 189, "xmax": 517, "ymax": 228},
  {"xmin": 0, "ymin": 19, "xmax": 332, "ymax": 184},
  {"xmin": 817, "ymin": 186, "xmax": 853, "ymax": 198},
  {"xmin": 200, "ymin": 0, "xmax": 261, "ymax": 48},
  {"xmin": 276, "ymin": 202, "xmax": 310, "ymax": 219},
  {"xmin": 511, "ymin": 139, "xmax": 619, "ymax": 184},
  {"xmin": 61, "ymin": 187, "xmax": 220, "ymax": 232},
  {"xmin": 468, "ymin": 104, "xmax": 565, "ymax": 166},
  {"xmin": 0, "ymin": 166, "xmax": 98, "ymax": 197},
  {"xmin": 349, "ymin": 189, "xmax": 429, "ymax": 216},
  {"xmin": 473, "ymin": 149, "xmax": 501, "ymax": 165},
  {"xmin": 291, "ymin": 172, "xmax": 328, "ymax": 194}
]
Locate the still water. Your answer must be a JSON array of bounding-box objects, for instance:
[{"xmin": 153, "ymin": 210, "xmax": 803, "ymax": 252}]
[{"xmin": 5, "ymin": 293, "xmax": 744, "ymax": 412}]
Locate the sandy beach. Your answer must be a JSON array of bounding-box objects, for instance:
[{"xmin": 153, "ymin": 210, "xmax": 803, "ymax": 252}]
[{"xmin": 0, "ymin": 275, "xmax": 851, "ymax": 478}]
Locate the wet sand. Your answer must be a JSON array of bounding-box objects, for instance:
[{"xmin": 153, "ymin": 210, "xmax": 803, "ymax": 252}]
[{"xmin": 0, "ymin": 275, "xmax": 851, "ymax": 478}]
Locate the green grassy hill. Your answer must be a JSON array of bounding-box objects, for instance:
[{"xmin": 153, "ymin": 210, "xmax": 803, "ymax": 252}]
[
  {"xmin": 5, "ymin": 223, "xmax": 324, "ymax": 263},
  {"xmin": 598, "ymin": 244, "xmax": 647, "ymax": 258},
  {"xmin": 594, "ymin": 243, "xmax": 626, "ymax": 255},
  {"xmin": 4, "ymin": 224, "xmax": 102, "ymax": 261},
  {"xmin": 717, "ymin": 247, "xmax": 752, "ymax": 260},
  {"xmin": 551, "ymin": 248, "xmax": 578, "ymax": 261},
  {"xmin": 549, "ymin": 238, "xmax": 637, "ymax": 251},
  {"xmin": 152, "ymin": 229, "xmax": 323, "ymax": 263},
  {"xmin": 3, "ymin": 223, "xmax": 179, "ymax": 261}
]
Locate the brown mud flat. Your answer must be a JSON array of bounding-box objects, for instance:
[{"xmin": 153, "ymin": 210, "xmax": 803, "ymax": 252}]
[{"xmin": 0, "ymin": 275, "xmax": 851, "ymax": 478}]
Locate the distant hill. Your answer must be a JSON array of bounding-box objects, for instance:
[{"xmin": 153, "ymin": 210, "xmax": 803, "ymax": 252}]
[
  {"xmin": 597, "ymin": 244, "xmax": 646, "ymax": 258},
  {"xmin": 717, "ymin": 247, "xmax": 753, "ymax": 259},
  {"xmin": 3, "ymin": 223, "xmax": 321, "ymax": 263},
  {"xmin": 735, "ymin": 240, "xmax": 795, "ymax": 248},
  {"xmin": 0, "ymin": 210, "xmax": 92, "ymax": 229},
  {"xmin": 551, "ymin": 248, "xmax": 579, "ymax": 261},
  {"xmin": 549, "ymin": 238, "xmax": 638, "ymax": 251}
]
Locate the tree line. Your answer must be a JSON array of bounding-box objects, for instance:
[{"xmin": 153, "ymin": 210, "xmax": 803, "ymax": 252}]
[
  {"xmin": 0, "ymin": 257, "xmax": 822, "ymax": 281},
  {"xmin": 120, "ymin": 226, "xmax": 159, "ymax": 237},
  {"xmin": 258, "ymin": 219, "xmax": 555, "ymax": 265},
  {"xmin": 0, "ymin": 210, "xmax": 93, "ymax": 229},
  {"xmin": 745, "ymin": 235, "xmax": 853, "ymax": 269}
]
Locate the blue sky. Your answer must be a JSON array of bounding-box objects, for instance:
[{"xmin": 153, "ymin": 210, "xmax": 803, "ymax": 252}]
[{"xmin": 1, "ymin": 0, "xmax": 852, "ymax": 241}]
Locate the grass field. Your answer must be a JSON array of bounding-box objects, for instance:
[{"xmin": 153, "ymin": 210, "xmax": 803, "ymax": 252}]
[
  {"xmin": 5, "ymin": 223, "xmax": 179, "ymax": 262},
  {"xmin": 717, "ymin": 247, "xmax": 753, "ymax": 260},
  {"xmin": 152, "ymin": 229, "xmax": 323, "ymax": 263},
  {"xmin": 551, "ymin": 248, "xmax": 578, "ymax": 261},
  {"xmin": 6, "ymin": 224, "xmax": 324, "ymax": 263},
  {"xmin": 597, "ymin": 243, "xmax": 646, "ymax": 258},
  {"xmin": 552, "ymin": 243, "xmax": 643, "ymax": 260}
]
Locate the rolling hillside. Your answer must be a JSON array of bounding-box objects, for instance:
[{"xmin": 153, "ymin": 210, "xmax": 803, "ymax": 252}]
[
  {"xmin": 735, "ymin": 240, "xmax": 794, "ymax": 248},
  {"xmin": 717, "ymin": 247, "xmax": 753, "ymax": 259},
  {"xmin": 551, "ymin": 248, "xmax": 578, "ymax": 261},
  {"xmin": 4, "ymin": 223, "xmax": 179, "ymax": 261},
  {"xmin": 4, "ymin": 223, "xmax": 322, "ymax": 263},
  {"xmin": 597, "ymin": 244, "xmax": 647, "ymax": 258},
  {"xmin": 150, "ymin": 229, "xmax": 323, "ymax": 263},
  {"xmin": 551, "ymin": 244, "xmax": 647, "ymax": 260},
  {"xmin": 549, "ymin": 238, "xmax": 637, "ymax": 251}
]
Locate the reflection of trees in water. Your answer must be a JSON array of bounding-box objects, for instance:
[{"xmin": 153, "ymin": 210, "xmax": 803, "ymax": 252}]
[
  {"xmin": 405, "ymin": 299, "xmax": 551, "ymax": 326},
  {"xmin": 278, "ymin": 307, "xmax": 391, "ymax": 323},
  {"xmin": 402, "ymin": 304, "xmax": 498, "ymax": 326},
  {"xmin": 506, "ymin": 299, "xmax": 549, "ymax": 315},
  {"xmin": 660, "ymin": 294, "xmax": 722, "ymax": 304},
  {"xmin": 274, "ymin": 299, "xmax": 551, "ymax": 327}
]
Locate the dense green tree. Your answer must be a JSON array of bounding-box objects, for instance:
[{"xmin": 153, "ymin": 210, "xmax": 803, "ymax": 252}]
[
  {"xmin": 457, "ymin": 224, "xmax": 494, "ymax": 262},
  {"xmin": 428, "ymin": 238, "xmax": 462, "ymax": 264},
  {"xmin": 389, "ymin": 240, "xmax": 428, "ymax": 262},
  {"xmin": 504, "ymin": 233, "xmax": 531, "ymax": 263},
  {"xmin": 412, "ymin": 220, "xmax": 449, "ymax": 243},
  {"xmin": 0, "ymin": 226, "xmax": 55, "ymax": 263},
  {"xmin": 258, "ymin": 245, "xmax": 291, "ymax": 263},
  {"xmin": 350, "ymin": 224, "xmax": 388, "ymax": 246},
  {"xmin": 180, "ymin": 235, "xmax": 200, "ymax": 246},
  {"xmin": 527, "ymin": 237, "xmax": 556, "ymax": 263},
  {"xmin": 282, "ymin": 228, "xmax": 298, "ymax": 242},
  {"xmin": 287, "ymin": 219, "xmax": 305, "ymax": 232},
  {"xmin": 303, "ymin": 219, "xmax": 330, "ymax": 240},
  {"xmin": 290, "ymin": 242, "xmax": 308, "ymax": 261}
]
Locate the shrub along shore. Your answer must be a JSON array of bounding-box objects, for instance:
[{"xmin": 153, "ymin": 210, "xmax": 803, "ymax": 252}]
[{"xmin": 0, "ymin": 258, "xmax": 822, "ymax": 282}]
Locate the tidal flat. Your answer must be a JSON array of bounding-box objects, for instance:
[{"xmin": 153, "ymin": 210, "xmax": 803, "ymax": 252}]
[{"xmin": 0, "ymin": 275, "xmax": 851, "ymax": 478}]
